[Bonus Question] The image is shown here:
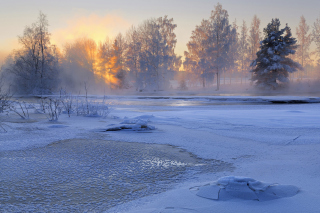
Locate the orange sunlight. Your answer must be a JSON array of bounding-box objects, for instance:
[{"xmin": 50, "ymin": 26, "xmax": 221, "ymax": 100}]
[
  {"xmin": 0, "ymin": 38, "xmax": 19, "ymax": 64},
  {"xmin": 51, "ymin": 13, "xmax": 131, "ymax": 87},
  {"xmin": 51, "ymin": 13, "xmax": 130, "ymax": 49},
  {"xmin": 95, "ymin": 51, "xmax": 120, "ymax": 88}
]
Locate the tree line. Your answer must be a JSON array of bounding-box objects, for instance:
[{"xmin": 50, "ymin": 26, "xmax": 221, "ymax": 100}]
[
  {"xmin": 1, "ymin": 3, "xmax": 320, "ymax": 94},
  {"xmin": 184, "ymin": 3, "xmax": 320, "ymax": 90}
]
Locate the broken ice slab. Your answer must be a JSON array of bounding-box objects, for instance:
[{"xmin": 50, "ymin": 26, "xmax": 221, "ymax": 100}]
[
  {"xmin": 224, "ymin": 181, "xmax": 259, "ymax": 200},
  {"xmin": 196, "ymin": 185, "xmax": 220, "ymax": 200},
  {"xmin": 194, "ymin": 176, "xmax": 299, "ymax": 201}
]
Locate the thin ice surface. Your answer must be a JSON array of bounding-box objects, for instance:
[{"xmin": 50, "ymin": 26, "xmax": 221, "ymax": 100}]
[{"xmin": 0, "ymin": 139, "xmax": 231, "ymax": 212}]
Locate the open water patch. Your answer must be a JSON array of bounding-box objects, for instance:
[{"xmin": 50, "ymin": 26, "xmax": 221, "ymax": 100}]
[{"xmin": 0, "ymin": 139, "xmax": 232, "ymax": 212}]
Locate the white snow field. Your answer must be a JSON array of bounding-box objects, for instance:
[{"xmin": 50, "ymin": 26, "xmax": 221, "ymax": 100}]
[{"xmin": 1, "ymin": 95, "xmax": 320, "ymax": 212}]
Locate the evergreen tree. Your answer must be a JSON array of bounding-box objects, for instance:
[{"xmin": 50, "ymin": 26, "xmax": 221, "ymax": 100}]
[{"xmin": 250, "ymin": 19, "xmax": 302, "ymax": 89}]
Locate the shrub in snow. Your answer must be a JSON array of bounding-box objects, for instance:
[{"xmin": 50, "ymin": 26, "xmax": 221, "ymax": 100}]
[
  {"xmin": 34, "ymin": 93, "xmax": 110, "ymax": 120},
  {"xmin": 0, "ymin": 122, "xmax": 6, "ymax": 132},
  {"xmin": 35, "ymin": 97, "xmax": 63, "ymax": 121},
  {"xmin": 75, "ymin": 96, "xmax": 110, "ymax": 118},
  {"xmin": 60, "ymin": 90, "xmax": 74, "ymax": 117},
  {"xmin": 193, "ymin": 176, "xmax": 299, "ymax": 201},
  {"xmin": 9, "ymin": 101, "xmax": 30, "ymax": 119},
  {"xmin": 250, "ymin": 19, "xmax": 302, "ymax": 90},
  {"xmin": 74, "ymin": 84, "xmax": 110, "ymax": 118},
  {"xmin": 45, "ymin": 98, "xmax": 62, "ymax": 121},
  {"xmin": 0, "ymin": 85, "xmax": 9, "ymax": 130},
  {"xmin": 0, "ymin": 82, "xmax": 11, "ymax": 114}
]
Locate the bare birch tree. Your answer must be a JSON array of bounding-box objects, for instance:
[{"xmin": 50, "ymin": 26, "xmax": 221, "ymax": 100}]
[
  {"xmin": 312, "ymin": 16, "xmax": 320, "ymax": 64},
  {"xmin": 296, "ymin": 16, "xmax": 312, "ymax": 70},
  {"xmin": 4, "ymin": 12, "xmax": 60, "ymax": 94},
  {"xmin": 249, "ymin": 15, "xmax": 262, "ymax": 62},
  {"xmin": 184, "ymin": 3, "xmax": 234, "ymax": 91},
  {"xmin": 238, "ymin": 20, "xmax": 250, "ymax": 84}
]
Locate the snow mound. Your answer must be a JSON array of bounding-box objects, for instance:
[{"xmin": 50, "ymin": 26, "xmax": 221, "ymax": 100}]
[
  {"xmin": 193, "ymin": 176, "xmax": 299, "ymax": 201},
  {"xmin": 106, "ymin": 119, "xmax": 155, "ymax": 131}
]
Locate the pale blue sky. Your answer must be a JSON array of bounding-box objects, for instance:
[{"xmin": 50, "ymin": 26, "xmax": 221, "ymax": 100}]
[{"xmin": 1, "ymin": 0, "xmax": 320, "ymax": 61}]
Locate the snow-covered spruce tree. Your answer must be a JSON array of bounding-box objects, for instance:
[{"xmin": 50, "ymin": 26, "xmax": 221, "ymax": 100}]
[{"xmin": 250, "ymin": 19, "xmax": 302, "ymax": 89}]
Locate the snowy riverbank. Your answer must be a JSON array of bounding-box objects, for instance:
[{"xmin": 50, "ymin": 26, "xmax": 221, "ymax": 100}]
[{"xmin": 1, "ymin": 95, "xmax": 320, "ymax": 212}]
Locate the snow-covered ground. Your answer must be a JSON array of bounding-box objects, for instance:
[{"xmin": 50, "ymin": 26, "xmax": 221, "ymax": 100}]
[{"xmin": 1, "ymin": 95, "xmax": 320, "ymax": 212}]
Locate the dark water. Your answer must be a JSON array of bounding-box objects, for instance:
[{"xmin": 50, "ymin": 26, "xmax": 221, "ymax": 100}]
[{"xmin": 0, "ymin": 139, "xmax": 233, "ymax": 212}]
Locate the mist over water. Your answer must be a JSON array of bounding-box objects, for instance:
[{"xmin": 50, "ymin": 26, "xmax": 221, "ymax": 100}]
[{"xmin": 78, "ymin": 78, "xmax": 320, "ymax": 98}]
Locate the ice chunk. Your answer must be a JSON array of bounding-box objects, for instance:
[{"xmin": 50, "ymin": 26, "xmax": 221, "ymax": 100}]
[
  {"xmin": 196, "ymin": 184, "xmax": 220, "ymax": 200},
  {"xmin": 248, "ymin": 180, "xmax": 271, "ymax": 191},
  {"xmin": 223, "ymin": 180, "xmax": 258, "ymax": 200},
  {"xmin": 109, "ymin": 118, "xmax": 155, "ymax": 131},
  {"xmin": 265, "ymin": 184, "xmax": 299, "ymax": 197},
  {"xmin": 194, "ymin": 176, "xmax": 299, "ymax": 201}
]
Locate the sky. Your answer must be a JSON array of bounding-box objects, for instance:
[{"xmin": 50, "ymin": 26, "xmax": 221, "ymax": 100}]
[{"xmin": 1, "ymin": 0, "xmax": 320, "ymax": 65}]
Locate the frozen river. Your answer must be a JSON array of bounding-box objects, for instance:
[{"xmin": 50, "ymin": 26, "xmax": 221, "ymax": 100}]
[
  {"xmin": 0, "ymin": 139, "xmax": 232, "ymax": 212},
  {"xmin": 1, "ymin": 94, "xmax": 319, "ymax": 212}
]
